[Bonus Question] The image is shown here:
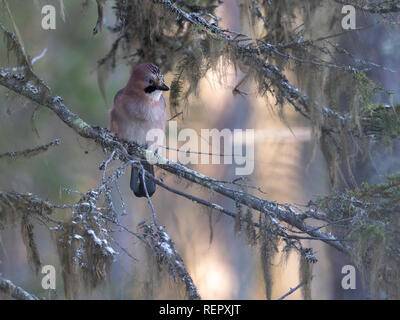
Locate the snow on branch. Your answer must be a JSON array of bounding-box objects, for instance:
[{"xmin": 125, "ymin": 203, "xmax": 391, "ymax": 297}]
[{"xmin": 0, "ymin": 276, "xmax": 39, "ymax": 300}]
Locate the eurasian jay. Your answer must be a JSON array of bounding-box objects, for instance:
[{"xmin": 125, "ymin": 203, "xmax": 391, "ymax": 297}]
[{"xmin": 110, "ymin": 63, "xmax": 169, "ymax": 197}]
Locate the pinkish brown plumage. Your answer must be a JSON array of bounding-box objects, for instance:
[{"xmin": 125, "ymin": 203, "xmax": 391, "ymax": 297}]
[{"xmin": 110, "ymin": 63, "xmax": 169, "ymax": 197}]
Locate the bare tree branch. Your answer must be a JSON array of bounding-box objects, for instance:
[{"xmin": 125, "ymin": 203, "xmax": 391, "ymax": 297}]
[
  {"xmin": 277, "ymin": 276, "xmax": 314, "ymax": 300},
  {"xmin": 334, "ymin": 0, "xmax": 400, "ymax": 13},
  {"xmin": 0, "ymin": 276, "xmax": 39, "ymax": 300}
]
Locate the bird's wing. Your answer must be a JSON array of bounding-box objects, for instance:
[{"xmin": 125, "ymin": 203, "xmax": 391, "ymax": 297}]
[
  {"xmin": 109, "ymin": 108, "xmax": 120, "ymax": 134},
  {"xmin": 113, "ymin": 88, "xmax": 124, "ymax": 105}
]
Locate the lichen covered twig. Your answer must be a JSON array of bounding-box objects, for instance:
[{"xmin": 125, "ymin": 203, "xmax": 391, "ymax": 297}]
[{"xmin": 0, "ymin": 276, "xmax": 39, "ymax": 300}]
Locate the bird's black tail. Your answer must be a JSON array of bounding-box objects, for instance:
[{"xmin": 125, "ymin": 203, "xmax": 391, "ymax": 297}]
[{"xmin": 130, "ymin": 162, "xmax": 156, "ymax": 197}]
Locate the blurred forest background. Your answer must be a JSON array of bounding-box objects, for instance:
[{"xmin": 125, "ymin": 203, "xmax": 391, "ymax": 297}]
[{"xmin": 0, "ymin": 0, "xmax": 399, "ymax": 300}]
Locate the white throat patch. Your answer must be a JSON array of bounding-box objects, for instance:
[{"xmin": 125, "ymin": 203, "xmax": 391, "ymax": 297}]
[{"xmin": 147, "ymin": 90, "xmax": 163, "ymax": 101}]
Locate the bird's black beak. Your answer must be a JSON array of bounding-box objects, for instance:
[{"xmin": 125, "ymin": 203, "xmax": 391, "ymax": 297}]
[{"xmin": 157, "ymin": 83, "xmax": 169, "ymax": 91}]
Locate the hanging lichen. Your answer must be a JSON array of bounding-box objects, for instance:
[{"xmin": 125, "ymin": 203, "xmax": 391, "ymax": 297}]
[{"xmin": 311, "ymin": 174, "xmax": 400, "ymax": 299}]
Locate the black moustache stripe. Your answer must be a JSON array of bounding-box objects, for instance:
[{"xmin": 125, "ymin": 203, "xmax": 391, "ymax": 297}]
[{"xmin": 144, "ymin": 85, "xmax": 157, "ymax": 93}]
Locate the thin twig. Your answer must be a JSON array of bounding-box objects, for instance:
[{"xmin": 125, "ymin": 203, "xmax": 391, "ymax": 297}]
[
  {"xmin": 277, "ymin": 276, "xmax": 314, "ymax": 300},
  {"xmin": 0, "ymin": 139, "xmax": 60, "ymax": 160}
]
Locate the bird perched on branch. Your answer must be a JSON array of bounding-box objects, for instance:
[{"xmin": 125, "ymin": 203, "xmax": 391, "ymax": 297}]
[{"xmin": 110, "ymin": 63, "xmax": 169, "ymax": 197}]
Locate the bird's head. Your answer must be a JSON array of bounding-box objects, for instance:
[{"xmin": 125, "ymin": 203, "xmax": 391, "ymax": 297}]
[{"xmin": 126, "ymin": 63, "xmax": 169, "ymax": 101}]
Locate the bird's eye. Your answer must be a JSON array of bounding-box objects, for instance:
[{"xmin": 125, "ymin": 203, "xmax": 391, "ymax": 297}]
[{"xmin": 148, "ymin": 79, "xmax": 154, "ymax": 85}]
